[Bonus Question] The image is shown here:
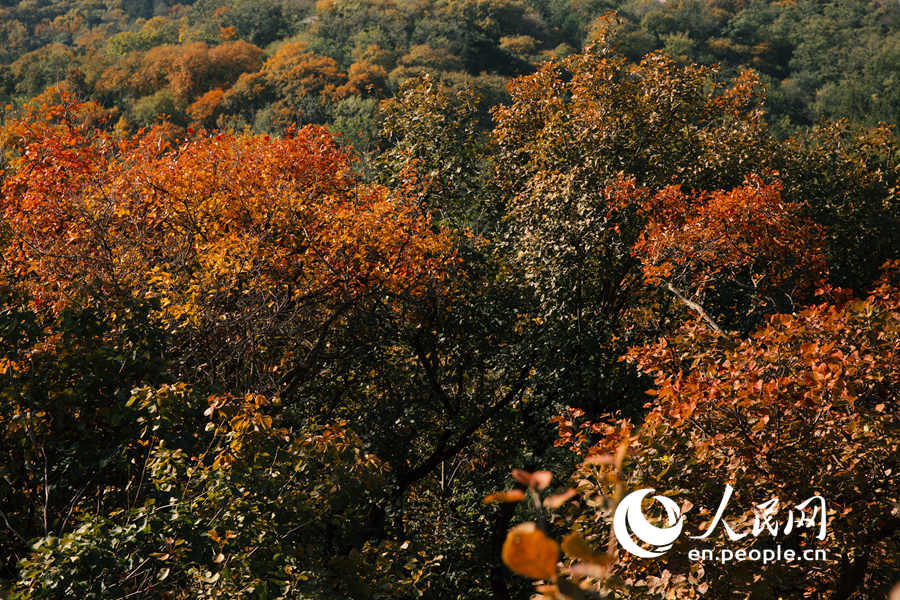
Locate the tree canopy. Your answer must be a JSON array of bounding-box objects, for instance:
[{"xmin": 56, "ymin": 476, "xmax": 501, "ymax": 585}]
[{"xmin": 0, "ymin": 7, "xmax": 898, "ymax": 600}]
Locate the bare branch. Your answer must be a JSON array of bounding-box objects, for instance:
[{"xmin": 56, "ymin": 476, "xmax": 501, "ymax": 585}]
[{"xmin": 665, "ymin": 281, "xmax": 735, "ymax": 347}]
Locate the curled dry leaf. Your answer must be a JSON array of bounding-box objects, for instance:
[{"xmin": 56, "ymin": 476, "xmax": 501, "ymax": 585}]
[
  {"xmin": 512, "ymin": 468, "xmax": 553, "ymax": 490},
  {"xmin": 501, "ymin": 522, "xmax": 560, "ymax": 580},
  {"xmin": 483, "ymin": 489, "xmax": 526, "ymax": 504},
  {"xmin": 543, "ymin": 488, "xmax": 577, "ymax": 510}
]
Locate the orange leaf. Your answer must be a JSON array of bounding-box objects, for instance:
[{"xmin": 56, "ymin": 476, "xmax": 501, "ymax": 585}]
[
  {"xmin": 512, "ymin": 468, "xmax": 553, "ymax": 490},
  {"xmin": 483, "ymin": 489, "xmax": 526, "ymax": 504},
  {"xmin": 501, "ymin": 522, "xmax": 559, "ymax": 580},
  {"xmin": 543, "ymin": 489, "xmax": 577, "ymax": 510}
]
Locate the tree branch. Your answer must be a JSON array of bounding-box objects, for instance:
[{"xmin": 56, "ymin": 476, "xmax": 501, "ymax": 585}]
[
  {"xmin": 0, "ymin": 506, "xmax": 26, "ymax": 545},
  {"xmin": 665, "ymin": 282, "xmax": 735, "ymax": 347},
  {"xmin": 394, "ymin": 363, "xmax": 532, "ymax": 497}
]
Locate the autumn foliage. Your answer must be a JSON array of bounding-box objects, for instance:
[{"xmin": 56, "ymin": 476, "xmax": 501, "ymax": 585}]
[
  {"xmin": 494, "ymin": 246, "xmax": 897, "ymax": 599},
  {"xmin": 560, "ymin": 275, "xmax": 899, "ymax": 599},
  {"xmin": 482, "ymin": 40, "xmax": 897, "ymax": 600},
  {"xmin": 630, "ymin": 175, "xmax": 828, "ymax": 304},
  {"xmin": 0, "ymin": 34, "xmax": 898, "ymax": 600},
  {"xmin": 1, "ymin": 95, "xmax": 454, "ymax": 393}
]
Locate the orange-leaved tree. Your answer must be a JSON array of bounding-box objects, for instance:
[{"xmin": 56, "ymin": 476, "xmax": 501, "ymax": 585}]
[
  {"xmin": 0, "ymin": 93, "xmax": 458, "ymax": 590},
  {"xmin": 622, "ymin": 174, "xmax": 829, "ymax": 334},
  {"xmin": 1, "ymin": 93, "xmax": 456, "ymax": 394},
  {"xmin": 490, "ymin": 279, "xmax": 898, "ymax": 599},
  {"xmin": 487, "ymin": 48, "xmax": 896, "ymax": 594},
  {"xmin": 487, "ymin": 168, "xmax": 896, "ymax": 597}
]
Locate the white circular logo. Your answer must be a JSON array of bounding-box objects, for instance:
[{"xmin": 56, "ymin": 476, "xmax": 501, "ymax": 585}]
[{"xmin": 613, "ymin": 488, "xmax": 684, "ymax": 558}]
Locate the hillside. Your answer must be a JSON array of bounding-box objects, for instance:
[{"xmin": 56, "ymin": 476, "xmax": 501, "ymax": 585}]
[
  {"xmin": 0, "ymin": 1, "xmax": 898, "ymax": 599},
  {"xmin": 1, "ymin": 0, "xmax": 898, "ymax": 145}
]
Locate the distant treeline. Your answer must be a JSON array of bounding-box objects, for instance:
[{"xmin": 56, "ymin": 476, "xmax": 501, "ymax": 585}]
[{"xmin": 1, "ymin": 0, "xmax": 898, "ymax": 147}]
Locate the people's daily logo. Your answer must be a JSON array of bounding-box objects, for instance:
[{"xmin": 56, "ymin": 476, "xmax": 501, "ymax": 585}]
[
  {"xmin": 612, "ymin": 484, "xmax": 830, "ymax": 563},
  {"xmin": 613, "ymin": 488, "xmax": 684, "ymax": 558}
]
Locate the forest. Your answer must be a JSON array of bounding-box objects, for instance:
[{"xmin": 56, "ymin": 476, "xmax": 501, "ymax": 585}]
[
  {"xmin": 0, "ymin": 0, "xmax": 898, "ymax": 599},
  {"xmin": 1, "ymin": 0, "xmax": 899, "ymax": 144}
]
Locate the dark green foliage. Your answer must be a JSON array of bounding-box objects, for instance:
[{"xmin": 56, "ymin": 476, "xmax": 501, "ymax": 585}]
[{"xmin": 0, "ymin": 296, "xmax": 169, "ymax": 581}]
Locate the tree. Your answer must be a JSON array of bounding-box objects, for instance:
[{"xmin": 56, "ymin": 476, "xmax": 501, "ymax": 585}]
[
  {"xmin": 215, "ymin": 0, "xmax": 292, "ymax": 47},
  {"xmin": 333, "ymin": 59, "xmax": 389, "ymax": 99},
  {"xmin": 578, "ymin": 273, "xmax": 899, "ymax": 599},
  {"xmin": 379, "ymin": 75, "xmax": 496, "ymax": 229},
  {"xmin": 1, "ymin": 94, "xmax": 455, "ymax": 396},
  {"xmin": 105, "ymin": 17, "xmax": 180, "ymax": 55},
  {"xmin": 9, "ymin": 44, "xmax": 75, "ymax": 99},
  {"xmin": 486, "ymin": 37, "xmax": 898, "ymax": 600},
  {"xmin": 0, "ymin": 296, "xmax": 168, "ymax": 583},
  {"xmin": 778, "ymin": 122, "xmax": 900, "ymax": 294},
  {"xmin": 625, "ymin": 174, "xmax": 828, "ymax": 332},
  {"xmin": 492, "ymin": 39, "xmax": 777, "ymax": 413},
  {"xmin": 13, "ymin": 386, "xmax": 393, "ymax": 599},
  {"xmin": 489, "ymin": 201, "xmax": 898, "ymax": 600},
  {"xmin": 1, "ymin": 95, "xmax": 478, "ymax": 596},
  {"xmin": 186, "ymin": 87, "xmax": 225, "ymax": 128},
  {"xmin": 263, "ymin": 42, "xmax": 347, "ymax": 108}
]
